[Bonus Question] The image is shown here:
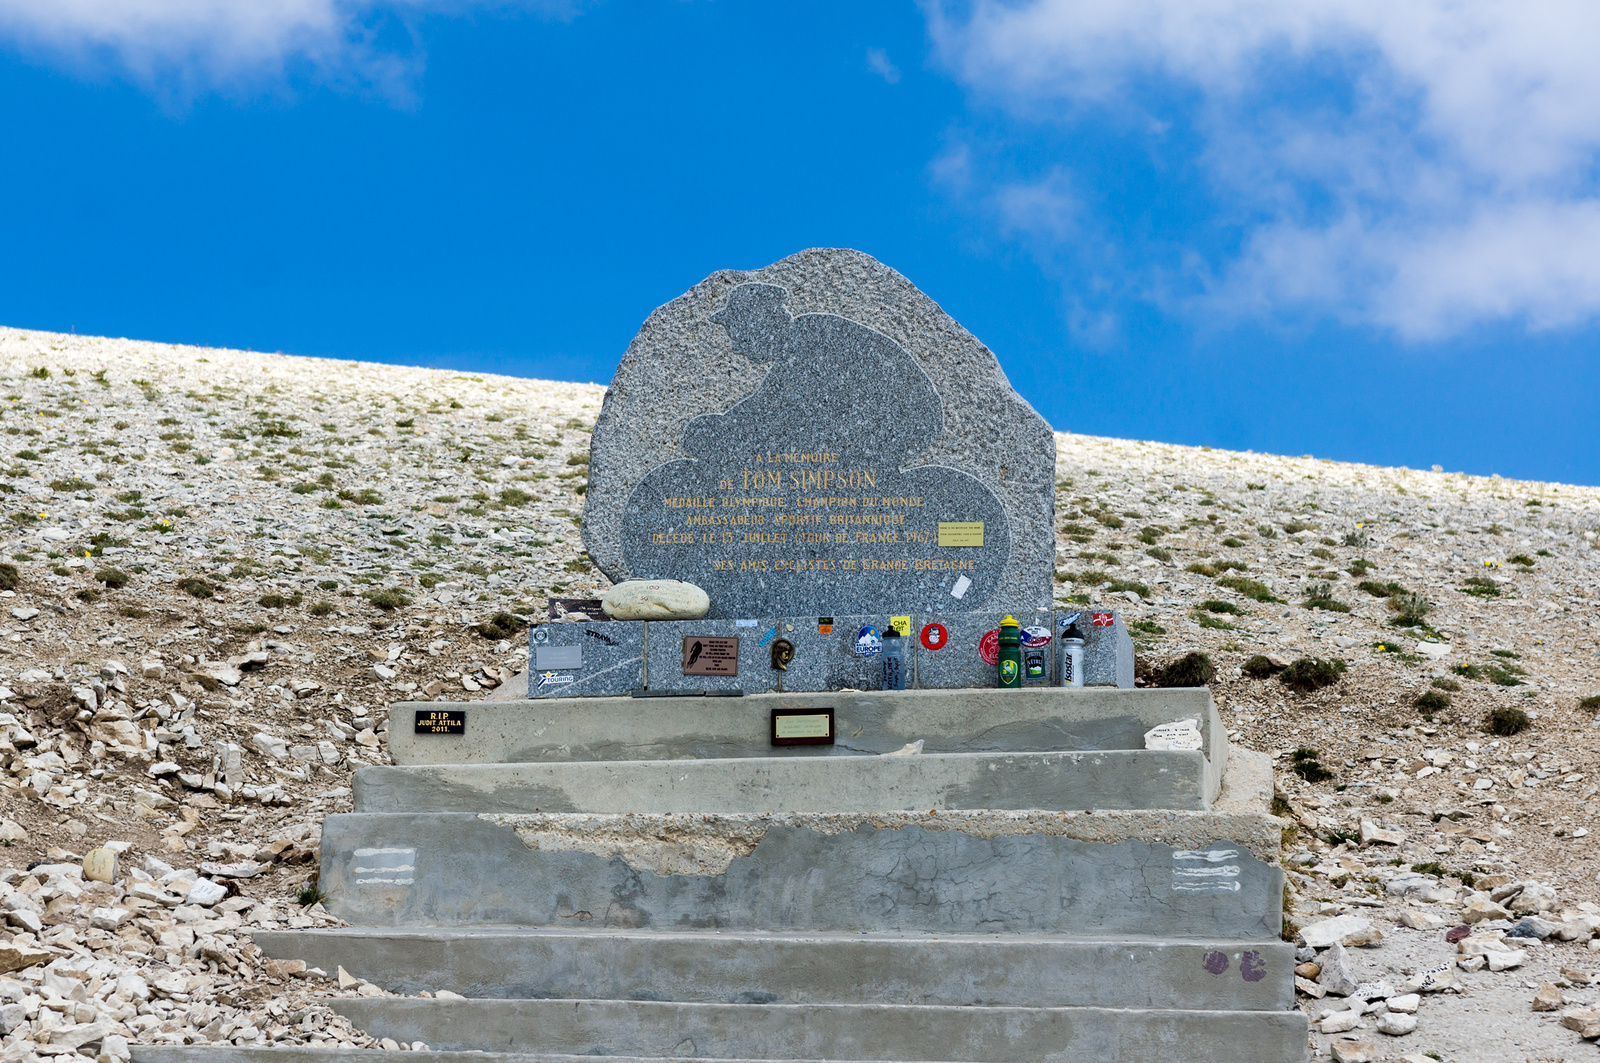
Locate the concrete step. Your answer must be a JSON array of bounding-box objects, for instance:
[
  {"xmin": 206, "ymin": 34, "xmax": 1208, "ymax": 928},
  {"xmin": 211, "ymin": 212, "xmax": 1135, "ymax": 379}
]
[
  {"xmin": 317, "ymin": 804, "xmax": 1284, "ymax": 939},
  {"xmin": 387, "ymin": 688, "xmax": 1223, "ymax": 778},
  {"xmin": 353, "ymin": 747, "xmax": 1212, "ymax": 815},
  {"xmin": 132, "ymin": 1050, "xmax": 970, "ymax": 1063},
  {"xmin": 331, "ymin": 998, "xmax": 1310, "ymax": 1062},
  {"xmin": 254, "ymin": 927, "xmax": 1293, "ymax": 1010}
]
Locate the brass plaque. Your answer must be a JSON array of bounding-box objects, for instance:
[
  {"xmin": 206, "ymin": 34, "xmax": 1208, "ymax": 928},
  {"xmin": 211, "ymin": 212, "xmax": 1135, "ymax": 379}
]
[
  {"xmin": 414, "ymin": 709, "xmax": 465, "ymax": 735},
  {"xmin": 937, "ymin": 521, "xmax": 984, "ymax": 547},
  {"xmin": 683, "ymin": 636, "xmax": 739, "ymax": 676},
  {"xmin": 771, "ymin": 708, "xmax": 834, "ymax": 746}
]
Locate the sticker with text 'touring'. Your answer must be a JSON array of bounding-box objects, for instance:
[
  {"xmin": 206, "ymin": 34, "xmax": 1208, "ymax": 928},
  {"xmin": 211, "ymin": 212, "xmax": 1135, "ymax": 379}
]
[{"xmin": 536, "ymin": 671, "xmax": 574, "ymax": 691}]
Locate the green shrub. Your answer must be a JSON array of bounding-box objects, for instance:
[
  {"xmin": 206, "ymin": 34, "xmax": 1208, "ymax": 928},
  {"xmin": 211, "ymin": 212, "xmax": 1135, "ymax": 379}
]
[
  {"xmin": 95, "ymin": 567, "xmax": 130, "ymax": 589},
  {"xmin": 1279, "ymin": 656, "xmax": 1346, "ymax": 693},
  {"xmin": 1129, "ymin": 619, "xmax": 1166, "ymax": 635},
  {"xmin": 1414, "ymin": 689, "xmax": 1451, "ymax": 714},
  {"xmin": 1579, "ymin": 694, "xmax": 1600, "ymax": 710},
  {"xmin": 178, "ymin": 577, "xmax": 216, "ymax": 599},
  {"xmin": 1282, "ymin": 521, "xmax": 1316, "ymax": 534},
  {"xmin": 499, "ymin": 488, "xmax": 535, "ymax": 506},
  {"xmin": 473, "ymin": 612, "xmax": 524, "ymax": 640},
  {"xmin": 1358, "ymin": 580, "xmax": 1406, "ymax": 597},
  {"xmin": 1185, "ymin": 562, "xmax": 1218, "ymax": 577},
  {"xmin": 258, "ymin": 592, "xmax": 303, "ymax": 608},
  {"xmin": 0, "ymin": 563, "xmax": 16, "ymax": 591},
  {"xmin": 1389, "ymin": 592, "xmax": 1431, "ymax": 626},
  {"xmin": 1218, "ymin": 576, "xmax": 1281, "ymax": 602},
  {"xmin": 1145, "ymin": 547, "xmax": 1172, "ymax": 562},
  {"xmin": 1310, "ymin": 547, "xmax": 1334, "ymax": 560},
  {"xmin": 1290, "ymin": 747, "xmax": 1333, "ymax": 783},
  {"xmin": 1460, "ymin": 576, "xmax": 1501, "ymax": 598},
  {"xmin": 338, "ymin": 487, "xmax": 383, "ymax": 505},
  {"xmin": 1155, "ymin": 652, "xmax": 1215, "ymax": 688},
  {"xmin": 1104, "ymin": 578, "xmax": 1150, "ymax": 597},
  {"xmin": 1303, "ymin": 582, "xmax": 1350, "ymax": 612},
  {"xmin": 1241, "ymin": 654, "xmax": 1283, "ymax": 679},
  {"xmin": 1221, "ymin": 536, "xmax": 1244, "ymax": 548},
  {"xmin": 309, "ymin": 600, "xmax": 334, "ymax": 617},
  {"xmin": 1200, "ymin": 599, "xmax": 1244, "ymax": 615},
  {"xmin": 1507, "ymin": 553, "xmax": 1535, "ymax": 567},
  {"xmin": 1484, "ymin": 706, "xmax": 1531, "ymax": 736},
  {"xmin": 363, "ymin": 588, "xmax": 411, "ymax": 611}
]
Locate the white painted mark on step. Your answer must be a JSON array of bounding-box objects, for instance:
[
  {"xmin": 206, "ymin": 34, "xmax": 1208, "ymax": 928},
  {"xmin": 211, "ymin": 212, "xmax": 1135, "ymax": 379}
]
[
  {"xmin": 1172, "ymin": 849, "xmax": 1242, "ymax": 893},
  {"xmin": 352, "ymin": 847, "xmax": 416, "ymax": 886}
]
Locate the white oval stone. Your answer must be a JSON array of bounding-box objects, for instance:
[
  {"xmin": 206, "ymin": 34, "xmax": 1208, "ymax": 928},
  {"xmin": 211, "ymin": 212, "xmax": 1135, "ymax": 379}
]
[{"xmin": 601, "ymin": 580, "xmax": 710, "ymax": 621}]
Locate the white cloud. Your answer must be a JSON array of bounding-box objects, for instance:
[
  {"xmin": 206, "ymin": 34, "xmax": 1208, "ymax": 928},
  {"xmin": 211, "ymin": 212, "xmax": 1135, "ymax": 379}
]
[
  {"xmin": 866, "ymin": 46, "xmax": 901, "ymax": 84},
  {"xmin": 0, "ymin": 0, "xmax": 572, "ymax": 95},
  {"xmin": 927, "ymin": 0, "xmax": 1600, "ymax": 339}
]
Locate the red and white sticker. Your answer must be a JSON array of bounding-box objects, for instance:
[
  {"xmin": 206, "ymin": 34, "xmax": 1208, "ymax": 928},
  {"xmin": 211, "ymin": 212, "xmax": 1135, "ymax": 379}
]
[
  {"xmin": 1092, "ymin": 612, "xmax": 1116, "ymax": 627},
  {"xmin": 1022, "ymin": 626, "xmax": 1052, "ymax": 648},
  {"xmin": 920, "ymin": 622, "xmax": 948, "ymax": 651},
  {"xmin": 978, "ymin": 629, "xmax": 1000, "ymax": 666}
]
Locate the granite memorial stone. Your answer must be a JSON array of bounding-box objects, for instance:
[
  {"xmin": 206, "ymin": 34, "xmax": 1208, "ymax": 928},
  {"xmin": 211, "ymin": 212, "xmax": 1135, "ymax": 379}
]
[{"xmin": 582, "ymin": 248, "xmax": 1055, "ymax": 619}]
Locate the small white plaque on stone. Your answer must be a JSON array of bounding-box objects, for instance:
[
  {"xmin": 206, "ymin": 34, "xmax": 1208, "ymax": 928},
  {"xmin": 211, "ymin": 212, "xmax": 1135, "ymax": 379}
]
[{"xmin": 1144, "ymin": 718, "xmax": 1203, "ymax": 751}]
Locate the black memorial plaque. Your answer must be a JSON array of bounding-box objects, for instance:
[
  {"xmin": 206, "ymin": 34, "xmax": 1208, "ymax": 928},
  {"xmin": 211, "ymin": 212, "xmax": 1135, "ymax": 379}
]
[{"xmin": 414, "ymin": 709, "xmax": 465, "ymax": 735}]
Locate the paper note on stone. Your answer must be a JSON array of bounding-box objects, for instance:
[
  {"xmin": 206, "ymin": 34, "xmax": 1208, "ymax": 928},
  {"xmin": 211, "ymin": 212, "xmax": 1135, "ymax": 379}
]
[
  {"xmin": 1144, "ymin": 718, "xmax": 1203, "ymax": 751},
  {"xmin": 581, "ymin": 248, "xmax": 1055, "ymax": 618}
]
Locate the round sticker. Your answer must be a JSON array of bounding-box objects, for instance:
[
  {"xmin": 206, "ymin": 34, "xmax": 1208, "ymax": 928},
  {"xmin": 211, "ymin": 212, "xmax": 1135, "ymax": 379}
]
[
  {"xmin": 978, "ymin": 628, "xmax": 1000, "ymax": 666},
  {"xmin": 1022, "ymin": 626, "xmax": 1052, "ymax": 648},
  {"xmin": 854, "ymin": 626, "xmax": 882, "ymax": 657},
  {"xmin": 920, "ymin": 622, "xmax": 948, "ymax": 651},
  {"xmin": 1092, "ymin": 612, "xmax": 1115, "ymax": 628}
]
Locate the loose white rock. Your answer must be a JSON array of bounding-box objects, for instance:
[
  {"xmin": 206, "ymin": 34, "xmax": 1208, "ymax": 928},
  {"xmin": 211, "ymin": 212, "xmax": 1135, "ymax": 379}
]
[{"xmin": 600, "ymin": 579, "xmax": 710, "ymax": 620}]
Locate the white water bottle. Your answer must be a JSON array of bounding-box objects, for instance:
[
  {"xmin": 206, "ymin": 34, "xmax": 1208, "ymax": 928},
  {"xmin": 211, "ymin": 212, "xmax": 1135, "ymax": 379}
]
[{"xmin": 1059, "ymin": 619, "xmax": 1086, "ymax": 688}]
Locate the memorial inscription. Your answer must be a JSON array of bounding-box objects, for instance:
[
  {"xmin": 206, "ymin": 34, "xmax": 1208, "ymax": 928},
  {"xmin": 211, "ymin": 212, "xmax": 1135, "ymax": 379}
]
[
  {"xmin": 618, "ymin": 284, "xmax": 1010, "ymax": 616},
  {"xmin": 582, "ymin": 248, "xmax": 1057, "ymax": 618}
]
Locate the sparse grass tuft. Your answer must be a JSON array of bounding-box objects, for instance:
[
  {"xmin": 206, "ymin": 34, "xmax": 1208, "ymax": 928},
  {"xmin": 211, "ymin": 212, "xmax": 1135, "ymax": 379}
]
[
  {"xmin": 1303, "ymin": 581, "xmax": 1350, "ymax": 612},
  {"xmin": 1241, "ymin": 654, "xmax": 1283, "ymax": 679},
  {"xmin": 1414, "ymin": 689, "xmax": 1451, "ymax": 715},
  {"xmin": 1218, "ymin": 575, "xmax": 1282, "ymax": 602},
  {"xmin": 1154, "ymin": 651, "xmax": 1215, "ymax": 688},
  {"xmin": 1484, "ymin": 706, "xmax": 1531, "ymax": 736},
  {"xmin": 95, "ymin": 567, "xmax": 130, "ymax": 589},
  {"xmin": 362, "ymin": 588, "xmax": 411, "ymax": 611},
  {"xmin": 1279, "ymin": 656, "xmax": 1346, "ymax": 693},
  {"xmin": 473, "ymin": 611, "xmax": 524, "ymax": 640},
  {"xmin": 1290, "ymin": 747, "xmax": 1333, "ymax": 783},
  {"xmin": 178, "ymin": 577, "xmax": 216, "ymax": 599},
  {"xmin": 1460, "ymin": 575, "xmax": 1501, "ymax": 598}
]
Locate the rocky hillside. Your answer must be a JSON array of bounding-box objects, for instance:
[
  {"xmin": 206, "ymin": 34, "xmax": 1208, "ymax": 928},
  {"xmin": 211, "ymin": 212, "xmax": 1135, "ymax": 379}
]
[{"xmin": 0, "ymin": 325, "xmax": 1597, "ymax": 1062}]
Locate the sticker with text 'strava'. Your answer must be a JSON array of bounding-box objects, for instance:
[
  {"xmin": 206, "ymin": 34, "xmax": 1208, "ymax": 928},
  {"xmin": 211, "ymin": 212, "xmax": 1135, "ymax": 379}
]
[
  {"xmin": 920, "ymin": 622, "xmax": 948, "ymax": 651},
  {"xmin": 1092, "ymin": 612, "xmax": 1115, "ymax": 627},
  {"xmin": 978, "ymin": 629, "xmax": 1000, "ymax": 667}
]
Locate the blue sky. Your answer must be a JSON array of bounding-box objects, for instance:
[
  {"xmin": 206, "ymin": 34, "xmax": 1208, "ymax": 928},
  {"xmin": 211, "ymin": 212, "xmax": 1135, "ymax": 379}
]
[{"xmin": 3, "ymin": 0, "xmax": 1599, "ymax": 484}]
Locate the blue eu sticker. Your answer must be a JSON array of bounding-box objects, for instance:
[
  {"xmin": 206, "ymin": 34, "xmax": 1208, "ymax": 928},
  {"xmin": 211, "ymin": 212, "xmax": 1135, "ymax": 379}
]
[{"xmin": 854, "ymin": 626, "xmax": 882, "ymax": 657}]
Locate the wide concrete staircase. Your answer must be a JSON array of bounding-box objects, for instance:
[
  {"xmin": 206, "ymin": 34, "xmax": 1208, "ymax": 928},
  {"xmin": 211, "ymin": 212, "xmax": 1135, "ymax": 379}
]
[{"xmin": 134, "ymin": 687, "xmax": 1308, "ymax": 1063}]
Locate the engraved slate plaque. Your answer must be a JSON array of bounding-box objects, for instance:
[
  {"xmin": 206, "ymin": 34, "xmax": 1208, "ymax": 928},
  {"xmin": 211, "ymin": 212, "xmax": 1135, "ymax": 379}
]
[{"xmin": 583, "ymin": 249, "xmax": 1055, "ymax": 619}]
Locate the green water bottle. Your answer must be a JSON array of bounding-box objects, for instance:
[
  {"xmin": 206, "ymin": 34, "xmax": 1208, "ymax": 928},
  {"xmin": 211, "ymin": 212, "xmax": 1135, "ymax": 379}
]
[{"xmin": 998, "ymin": 615, "xmax": 1022, "ymax": 689}]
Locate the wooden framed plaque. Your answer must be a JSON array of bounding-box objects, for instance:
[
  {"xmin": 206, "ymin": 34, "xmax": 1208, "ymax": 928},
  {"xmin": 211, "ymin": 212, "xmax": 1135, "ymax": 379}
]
[{"xmin": 771, "ymin": 707, "xmax": 834, "ymax": 746}]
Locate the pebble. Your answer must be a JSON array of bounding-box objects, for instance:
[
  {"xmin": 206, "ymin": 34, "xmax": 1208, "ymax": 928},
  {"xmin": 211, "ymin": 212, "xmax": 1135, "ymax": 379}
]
[{"xmin": 1375, "ymin": 1011, "xmax": 1418, "ymax": 1035}]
